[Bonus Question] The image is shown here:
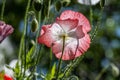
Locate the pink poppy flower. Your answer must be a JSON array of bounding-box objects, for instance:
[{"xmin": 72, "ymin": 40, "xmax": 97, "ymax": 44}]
[
  {"xmin": 38, "ymin": 10, "xmax": 91, "ymax": 60},
  {"xmin": 0, "ymin": 21, "xmax": 14, "ymax": 43}
]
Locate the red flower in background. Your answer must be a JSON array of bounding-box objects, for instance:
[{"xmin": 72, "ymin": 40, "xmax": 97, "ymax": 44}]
[
  {"xmin": 4, "ymin": 74, "xmax": 13, "ymax": 80},
  {"xmin": 0, "ymin": 73, "xmax": 13, "ymax": 80},
  {"xmin": 0, "ymin": 21, "xmax": 14, "ymax": 43},
  {"xmin": 38, "ymin": 10, "xmax": 91, "ymax": 60}
]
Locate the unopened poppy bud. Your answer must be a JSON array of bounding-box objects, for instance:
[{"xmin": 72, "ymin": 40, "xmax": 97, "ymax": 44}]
[
  {"xmin": 55, "ymin": 1, "xmax": 62, "ymax": 12},
  {"xmin": 61, "ymin": 0, "xmax": 71, "ymax": 7},
  {"xmin": 33, "ymin": 0, "xmax": 42, "ymax": 11},
  {"xmin": 111, "ymin": 63, "xmax": 119, "ymax": 77},
  {"xmin": 100, "ymin": 0, "xmax": 105, "ymax": 8},
  {"xmin": 31, "ymin": 18, "xmax": 38, "ymax": 32},
  {"xmin": 30, "ymin": 40, "xmax": 35, "ymax": 45}
]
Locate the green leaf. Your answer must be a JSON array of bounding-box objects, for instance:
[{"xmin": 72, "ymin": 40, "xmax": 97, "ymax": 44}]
[
  {"xmin": 14, "ymin": 62, "xmax": 20, "ymax": 77},
  {"xmin": 45, "ymin": 63, "xmax": 56, "ymax": 80},
  {"xmin": 26, "ymin": 45, "xmax": 35, "ymax": 68}
]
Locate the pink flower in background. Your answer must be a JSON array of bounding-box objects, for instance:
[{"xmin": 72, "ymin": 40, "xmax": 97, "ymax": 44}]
[
  {"xmin": 0, "ymin": 21, "xmax": 14, "ymax": 43},
  {"xmin": 38, "ymin": 10, "xmax": 91, "ymax": 60}
]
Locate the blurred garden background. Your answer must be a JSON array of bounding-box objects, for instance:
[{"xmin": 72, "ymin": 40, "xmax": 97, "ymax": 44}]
[{"xmin": 0, "ymin": 0, "xmax": 120, "ymax": 80}]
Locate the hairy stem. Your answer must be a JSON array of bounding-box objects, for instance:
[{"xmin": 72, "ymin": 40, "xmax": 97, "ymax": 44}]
[
  {"xmin": 56, "ymin": 36, "xmax": 65, "ymax": 79},
  {"xmin": 1, "ymin": 0, "xmax": 6, "ymax": 20},
  {"xmin": 18, "ymin": 0, "xmax": 31, "ymax": 78},
  {"xmin": 91, "ymin": 7, "xmax": 104, "ymax": 41}
]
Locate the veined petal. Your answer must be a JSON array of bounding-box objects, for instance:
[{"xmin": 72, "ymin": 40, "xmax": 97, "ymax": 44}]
[
  {"xmin": 60, "ymin": 10, "xmax": 91, "ymax": 32},
  {"xmin": 68, "ymin": 25, "xmax": 85, "ymax": 39},
  {"xmin": 56, "ymin": 18, "xmax": 78, "ymax": 32},
  {"xmin": 38, "ymin": 23, "xmax": 63, "ymax": 47},
  {"xmin": 53, "ymin": 34, "xmax": 90, "ymax": 60},
  {"xmin": 3, "ymin": 25, "xmax": 14, "ymax": 36},
  {"xmin": 0, "ymin": 21, "xmax": 14, "ymax": 43},
  {"xmin": 77, "ymin": 34, "xmax": 91, "ymax": 54},
  {"xmin": 53, "ymin": 38, "xmax": 78, "ymax": 60}
]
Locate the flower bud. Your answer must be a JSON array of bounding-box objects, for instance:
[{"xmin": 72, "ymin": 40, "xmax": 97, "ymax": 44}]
[
  {"xmin": 61, "ymin": 0, "xmax": 71, "ymax": 7},
  {"xmin": 111, "ymin": 63, "xmax": 119, "ymax": 77},
  {"xmin": 33, "ymin": 0, "xmax": 42, "ymax": 11},
  {"xmin": 31, "ymin": 18, "xmax": 38, "ymax": 32},
  {"xmin": 100, "ymin": 0, "xmax": 105, "ymax": 8},
  {"xmin": 55, "ymin": 1, "xmax": 62, "ymax": 12}
]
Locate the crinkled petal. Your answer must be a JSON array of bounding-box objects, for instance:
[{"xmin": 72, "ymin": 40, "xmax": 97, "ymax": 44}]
[
  {"xmin": 53, "ymin": 38, "xmax": 78, "ymax": 60},
  {"xmin": 38, "ymin": 23, "xmax": 63, "ymax": 47},
  {"xmin": 60, "ymin": 10, "xmax": 91, "ymax": 32},
  {"xmin": 0, "ymin": 21, "xmax": 5, "ymax": 28},
  {"xmin": 68, "ymin": 25, "xmax": 85, "ymax": 39},
  {"xmin": 53, "ymin": 34, "xmax": 90, "ymax": 60},
  {"xmin": 76, "ymin": 34, "xmax": 91, "ymax": 57},
  {"xmin": 3, "ymin": 25, "xmax": 14, "ymax": 36},
  {"xmin": 0, "ymin": 22, "xmax": 14, "ymax": 43},
  {"xmin": 56, "ymin": 18, "xmax": 78, "ymax": 32}
]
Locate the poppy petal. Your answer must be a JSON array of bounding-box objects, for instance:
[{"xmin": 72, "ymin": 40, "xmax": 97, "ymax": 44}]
[
  {"xmin": 56, "ymin": 18, "xmax": 78, "ymax": 32},
  {"xmin": 53, "ymin": 34, "xmax": 90, "ymax": 60},
  {"xmin": 38, "ymin": 23, "xmax": 63, "ymax": 47},
  {"xmin": 60, "ymin": 10, "xmax": 91, "ymax": 32}
]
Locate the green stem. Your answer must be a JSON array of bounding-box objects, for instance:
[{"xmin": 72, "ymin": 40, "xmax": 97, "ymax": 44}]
[
  {"xmin": 47, "ymin": 0, "xmax": 51, "ymax": 19},
  {"xmin": 35, "ymin": 10, "xmax": 42, "ymax": 65},
  {"xmin": 23, "ymin": 0, "xmax": 31, "ymax": 77},
  {"xmin": 1, "ymin": 0, "xmax": 6, "ymax": 20},
  {"xmin": 27, "ymin": 10, "xmax": 42, "ymax": 79},
  {"xmin": 56, "ymin": 36, "xmax": 65, "ymax": 79},
  {"xmin": 18, "ymin": 0, "xmax": 31, "ymax": 78},
  {"xmin": 95, "ymin": 68, "xmax": 106, "ymax": 80},
  {"xmin": 90, "ymin": 5, "xmax": 93, "ymax": 28},
  {"xmin": 91, "ymin": 7, "xmax": 104, "ymax": 41},
  {"xmin": 62, "ymin": 54, "xmax": 84, "ymax": 79}
]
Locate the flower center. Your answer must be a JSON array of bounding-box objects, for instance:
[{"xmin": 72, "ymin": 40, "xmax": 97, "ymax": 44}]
[{"xmin": 59, "ymin": 33, "xmax": 68, "ymax": 40}]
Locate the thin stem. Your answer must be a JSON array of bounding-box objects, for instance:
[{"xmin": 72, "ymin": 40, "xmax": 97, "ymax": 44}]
[
  {"xmin": 49, "ymin": 47, "xmax": 52, "ymax": 68},
  {"xmin": 62, "ymin": 54, "xmax": 85, "ymax": 80},
  {"xmin": 91, "ymin": 7, "xmax": 104, "ymax": 41},
  {"xmin": 18, "ymin": 0, "xmax": 31, "ymax": 78},
  {"xmin": 95, "ymin": 68, "xmax": 106, "ymax": 80},
  {"xmin": 35, "ymin": 10, "xmax": 42, "ymax": 65},
  {"xmin": 90, "ymin": 4, "xmax": 93, "ymax": 28},
  {"xmin": 23, "ymin": 0, "xmax": 31, "ymax": 77},
  {"xmin": 56, "ymin": 36, "xmax": 65, "ymax": 79},
  {"xmin": 62, "ymin": 39, "xmax": 79, "ymax": 78},
  {"xmin": 47, "ymin": 0, "xmax": 51, "ymax": 19},
  {"xmin": 27, "ymin": 10, "xmax": 42, "ymax": 79},
  {"xmin": 1, "ymin": 0, "xmax": 6, "ymax": 20}
]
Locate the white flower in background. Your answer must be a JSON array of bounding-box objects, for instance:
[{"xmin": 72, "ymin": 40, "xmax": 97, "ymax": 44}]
[
  {"xmin": 0, "ymin": 37, "xmax": 14, "ymax": 56},
  {"xmin": 4, "ymin": 59, "xmax": 17, "ymax": 78},
  {"xmin": 0, "ymin": 53, "xmax": 5, "ymax": 72},
  {"xmin": 77, "ymin": 0, "xmax": 100, "ymax": 5},
  {"xmin": 4, "ymin": 59, "xmax": 31, "ymax": 78}
]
